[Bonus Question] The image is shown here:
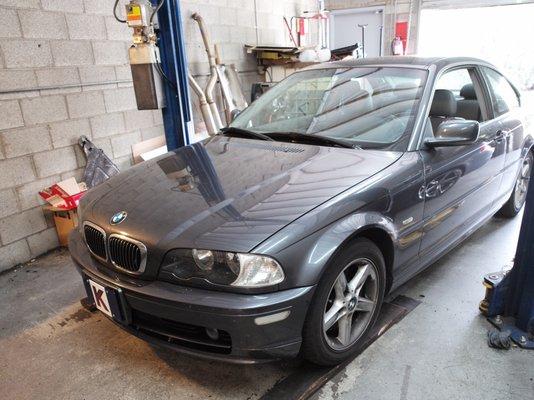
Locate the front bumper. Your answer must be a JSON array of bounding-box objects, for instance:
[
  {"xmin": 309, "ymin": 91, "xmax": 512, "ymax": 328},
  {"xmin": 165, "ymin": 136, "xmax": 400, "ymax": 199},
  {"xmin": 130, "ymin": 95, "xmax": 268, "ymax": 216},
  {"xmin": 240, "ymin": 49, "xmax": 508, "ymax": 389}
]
[{"xmin": 69, "ymin": 230, "xmax": 315, "ymax": 363}]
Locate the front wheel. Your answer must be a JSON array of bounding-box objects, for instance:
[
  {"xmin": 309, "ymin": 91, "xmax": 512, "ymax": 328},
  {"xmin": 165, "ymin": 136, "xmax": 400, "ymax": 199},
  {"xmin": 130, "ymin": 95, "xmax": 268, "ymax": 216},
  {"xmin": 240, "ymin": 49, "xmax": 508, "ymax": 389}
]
[
  {"xmin": 498, "ymin": 152, "xmax": 533, "ymax": 218},
  {"xmin": 301, "ymin": 239, "xmax": 386, "ymax": 366}
]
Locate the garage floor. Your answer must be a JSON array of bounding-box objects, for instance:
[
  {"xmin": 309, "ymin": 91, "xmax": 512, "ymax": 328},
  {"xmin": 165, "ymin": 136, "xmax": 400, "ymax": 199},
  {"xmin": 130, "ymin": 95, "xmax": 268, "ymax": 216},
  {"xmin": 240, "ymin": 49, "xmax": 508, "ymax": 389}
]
[{"xmin": 1, "ymin": 214, "xmax": 532, "ymax": 400}]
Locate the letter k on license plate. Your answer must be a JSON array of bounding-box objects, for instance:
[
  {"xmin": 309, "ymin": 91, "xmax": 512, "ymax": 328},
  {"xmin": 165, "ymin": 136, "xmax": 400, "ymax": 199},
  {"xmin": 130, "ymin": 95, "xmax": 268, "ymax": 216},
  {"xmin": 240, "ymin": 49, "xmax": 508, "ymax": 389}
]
[{"xmin": 88, "ymin": 280, "xmax": 113, "ymax": 318}]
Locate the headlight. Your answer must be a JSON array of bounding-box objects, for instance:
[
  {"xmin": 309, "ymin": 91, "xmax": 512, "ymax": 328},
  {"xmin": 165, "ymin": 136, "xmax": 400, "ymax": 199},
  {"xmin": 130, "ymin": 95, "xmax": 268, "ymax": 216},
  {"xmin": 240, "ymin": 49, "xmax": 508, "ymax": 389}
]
[
  {"xmin": 192, "ymin": 249, "xmax": 215, "ymax": 271},
  {"xmin": 160, "ymin": 249, "xmax": 285, "ymax": 288}
]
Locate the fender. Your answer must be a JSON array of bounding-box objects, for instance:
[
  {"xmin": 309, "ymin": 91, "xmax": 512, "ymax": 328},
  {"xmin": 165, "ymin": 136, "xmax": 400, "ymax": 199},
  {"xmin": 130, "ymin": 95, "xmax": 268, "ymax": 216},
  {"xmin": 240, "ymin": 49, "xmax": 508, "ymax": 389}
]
[{"xmin": 263, "ymin": 208, "xmax": 398, "ymax": 289}]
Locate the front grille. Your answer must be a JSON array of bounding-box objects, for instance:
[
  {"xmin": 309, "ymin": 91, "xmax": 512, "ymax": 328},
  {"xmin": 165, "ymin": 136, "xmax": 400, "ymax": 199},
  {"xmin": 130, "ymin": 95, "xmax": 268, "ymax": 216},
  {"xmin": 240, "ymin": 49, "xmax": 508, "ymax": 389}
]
[
  {"xmin": 108, "ymin": 235, "xmax": 145, "ymax": 273},
  {"xmin": 131, "ymin": 309, "xmax": 232, "ymax": 354},
  {"xmin": 84, "ymin": 223, "xmax": 106, "ymax": 260}
]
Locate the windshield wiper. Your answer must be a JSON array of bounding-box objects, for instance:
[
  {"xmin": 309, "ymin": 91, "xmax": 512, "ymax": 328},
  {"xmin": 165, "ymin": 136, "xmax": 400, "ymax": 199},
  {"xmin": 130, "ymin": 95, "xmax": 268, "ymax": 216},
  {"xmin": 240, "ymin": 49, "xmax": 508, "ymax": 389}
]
[
  {"xmin": 220, "ymin": 126, "xmax": 274, "ymax": 142},
  {"xmin": 263, "ymin": 132, "xmax": 359, "ymax": 149}
]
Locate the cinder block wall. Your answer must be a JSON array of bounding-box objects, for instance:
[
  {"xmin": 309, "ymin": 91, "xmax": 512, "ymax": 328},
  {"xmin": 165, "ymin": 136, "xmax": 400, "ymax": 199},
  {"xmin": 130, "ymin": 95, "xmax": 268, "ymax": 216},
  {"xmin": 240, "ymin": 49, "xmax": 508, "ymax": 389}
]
[{"xmin": 0, "ymin": 0, "xmax": 316, "ymax": 272}]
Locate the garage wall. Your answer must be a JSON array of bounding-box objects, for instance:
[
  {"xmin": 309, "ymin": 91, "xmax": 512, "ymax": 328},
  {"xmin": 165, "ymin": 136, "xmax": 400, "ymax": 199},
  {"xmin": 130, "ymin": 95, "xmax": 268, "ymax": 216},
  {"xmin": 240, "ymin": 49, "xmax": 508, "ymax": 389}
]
[{"xmin": 0, "ymin": 0, "xmax": 317, "ymax": 272}]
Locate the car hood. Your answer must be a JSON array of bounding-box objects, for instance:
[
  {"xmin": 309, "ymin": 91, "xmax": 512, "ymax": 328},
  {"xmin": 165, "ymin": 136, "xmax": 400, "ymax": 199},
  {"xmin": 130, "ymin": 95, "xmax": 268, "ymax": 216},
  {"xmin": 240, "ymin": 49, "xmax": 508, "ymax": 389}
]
[{"xmin": 83, "ymin": 136, "xmax": 401, "ymax": 255}]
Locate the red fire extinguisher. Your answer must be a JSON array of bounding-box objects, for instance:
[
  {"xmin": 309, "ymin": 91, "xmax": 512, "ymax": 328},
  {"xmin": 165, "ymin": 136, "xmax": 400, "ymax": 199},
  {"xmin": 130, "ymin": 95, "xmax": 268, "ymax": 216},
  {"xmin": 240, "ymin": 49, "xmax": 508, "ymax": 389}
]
[{"xmin": 391, "ymin": 36, "xmax": 404, "ymax": 56}]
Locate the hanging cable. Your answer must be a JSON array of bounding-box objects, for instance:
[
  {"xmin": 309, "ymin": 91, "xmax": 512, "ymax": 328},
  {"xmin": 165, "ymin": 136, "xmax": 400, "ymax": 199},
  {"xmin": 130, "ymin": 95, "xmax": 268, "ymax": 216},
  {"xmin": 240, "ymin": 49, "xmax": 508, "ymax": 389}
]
[
  {"xmin": 113, "ymin": 0, "xmax": 126, "ymax": 23},
  {"xmin": 151, "ymin": 34, "xmax": 177, "ymax": 93},
  {"xmin": 150, "ymin": 0, "xmax": 166, "ymax": 26},
  {"xmin": 155, "ymin": 62, "xmax": 177, "ymax": 93}
]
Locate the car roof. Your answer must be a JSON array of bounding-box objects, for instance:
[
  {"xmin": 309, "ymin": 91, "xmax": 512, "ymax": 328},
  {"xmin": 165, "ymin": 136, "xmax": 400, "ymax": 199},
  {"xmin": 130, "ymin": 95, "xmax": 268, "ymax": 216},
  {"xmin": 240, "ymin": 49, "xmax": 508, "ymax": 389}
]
[{"xmin": 305, "ymin": 56, "xmax": 495, "ymax": 71}]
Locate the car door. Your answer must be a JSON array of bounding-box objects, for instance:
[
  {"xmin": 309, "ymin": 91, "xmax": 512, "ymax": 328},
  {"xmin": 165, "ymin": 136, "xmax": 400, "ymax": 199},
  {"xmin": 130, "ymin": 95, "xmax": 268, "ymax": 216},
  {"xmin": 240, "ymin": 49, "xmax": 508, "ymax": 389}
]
[
  {"xmin": 418, "ymin": 66, "xmax": 506, "ymax": 259},
  {"xmin": 479, "ymin": 66, "xmax": 525, "ymax": 203}
]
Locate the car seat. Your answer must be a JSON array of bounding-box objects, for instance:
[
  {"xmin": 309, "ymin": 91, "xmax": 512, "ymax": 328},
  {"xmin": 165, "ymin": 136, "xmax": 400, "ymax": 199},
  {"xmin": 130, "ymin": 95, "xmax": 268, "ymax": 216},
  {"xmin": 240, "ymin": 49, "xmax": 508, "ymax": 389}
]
[
  {"xmin": 456, "ymin": 83, "xmax": 481, "ymax": 121},
  {"xmin": 429, "ymin": 89, "xmax": 463, "ymax": 133}
]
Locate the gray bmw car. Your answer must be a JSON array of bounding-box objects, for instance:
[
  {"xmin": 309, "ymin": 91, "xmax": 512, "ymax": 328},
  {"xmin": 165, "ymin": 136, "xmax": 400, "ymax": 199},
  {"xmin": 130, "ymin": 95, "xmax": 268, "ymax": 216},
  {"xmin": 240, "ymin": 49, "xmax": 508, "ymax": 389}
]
[{"xmin": 69, "ymin": 57, "xmax": 533, "ymax": 366}]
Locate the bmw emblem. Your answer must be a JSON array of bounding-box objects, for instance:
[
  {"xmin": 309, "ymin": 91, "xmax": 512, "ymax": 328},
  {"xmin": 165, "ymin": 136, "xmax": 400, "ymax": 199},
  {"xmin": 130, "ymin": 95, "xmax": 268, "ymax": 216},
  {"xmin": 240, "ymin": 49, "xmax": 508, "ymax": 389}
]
[{"xmin": 110, "ymin": 211, "xmax": 127, "ymax": 225}]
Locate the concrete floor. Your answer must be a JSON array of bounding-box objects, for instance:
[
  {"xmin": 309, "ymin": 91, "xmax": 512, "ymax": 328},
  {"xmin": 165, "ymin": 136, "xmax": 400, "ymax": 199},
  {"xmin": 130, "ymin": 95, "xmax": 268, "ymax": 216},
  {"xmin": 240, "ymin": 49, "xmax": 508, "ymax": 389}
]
[
  {"xmin": 0, "ymin": 214, "xmax": 532, "ymax": 400},
  {"xmin": 313, "ymin": 214, "xmax": 534, "ymax": 400}
]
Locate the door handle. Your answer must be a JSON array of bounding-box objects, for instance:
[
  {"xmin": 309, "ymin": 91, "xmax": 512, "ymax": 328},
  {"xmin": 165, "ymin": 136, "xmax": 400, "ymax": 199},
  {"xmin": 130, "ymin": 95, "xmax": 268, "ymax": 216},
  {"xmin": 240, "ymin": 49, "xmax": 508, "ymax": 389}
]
[{"xmin": 425, "ymin": 180, "xmax": 441, "ymax": 198}]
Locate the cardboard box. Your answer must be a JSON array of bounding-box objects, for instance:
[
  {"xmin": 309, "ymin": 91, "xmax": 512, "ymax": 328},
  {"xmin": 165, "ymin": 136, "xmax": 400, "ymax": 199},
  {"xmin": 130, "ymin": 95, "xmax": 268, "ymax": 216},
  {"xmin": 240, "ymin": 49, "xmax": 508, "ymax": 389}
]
[
  {"xmin": 44, "ymin": 206, "xmax": 78, "ymax": 247},
  {"xmin": 132, "ymin": 135, "xmax": 167, "ymax": 164},
  {"xmin": 39, "ymin": 177, "xmax": 86, "ymax": 210},
  {"xmin": 40, "ymin": 177, "xmax": 85, "ymax": 246}
]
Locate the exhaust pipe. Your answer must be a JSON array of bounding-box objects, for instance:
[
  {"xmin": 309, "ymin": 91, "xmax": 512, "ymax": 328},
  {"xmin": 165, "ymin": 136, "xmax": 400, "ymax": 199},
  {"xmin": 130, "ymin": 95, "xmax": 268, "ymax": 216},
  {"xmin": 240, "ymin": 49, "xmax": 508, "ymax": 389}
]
[
  {"xmin": 188, "ymin": 73, "xmax": 217, "ymax": 136},
  {"xmin": 192, "ymin": 13, "xmax": 223, "ymax": 130}
]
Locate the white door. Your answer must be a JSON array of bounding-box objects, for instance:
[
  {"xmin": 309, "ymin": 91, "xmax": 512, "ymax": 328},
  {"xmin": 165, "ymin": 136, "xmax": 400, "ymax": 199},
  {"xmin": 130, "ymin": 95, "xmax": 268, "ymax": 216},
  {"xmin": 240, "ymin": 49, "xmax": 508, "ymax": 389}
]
[{"xmin": 330, "ymin": 9, "xmax": 384, "ymax": 57}]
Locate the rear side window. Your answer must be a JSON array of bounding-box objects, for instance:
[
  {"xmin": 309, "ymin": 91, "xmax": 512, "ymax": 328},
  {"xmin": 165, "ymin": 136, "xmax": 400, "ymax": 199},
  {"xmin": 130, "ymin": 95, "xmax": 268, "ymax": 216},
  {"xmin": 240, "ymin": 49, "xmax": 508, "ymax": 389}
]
[
  {"xmin": 436, "ymin": 68, "xmax": 473, "ymax": 97},
  {"xmin": 482, "ymin": 67, "xmax": 520, "ymax": 117}
]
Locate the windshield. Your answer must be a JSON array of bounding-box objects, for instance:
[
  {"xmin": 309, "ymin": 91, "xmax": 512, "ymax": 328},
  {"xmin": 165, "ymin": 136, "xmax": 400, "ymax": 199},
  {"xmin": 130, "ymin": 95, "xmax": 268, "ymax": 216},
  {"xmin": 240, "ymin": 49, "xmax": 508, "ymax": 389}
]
[{"xmin": 230, "ymin": 67, "xmax": 427, "ymax": 150}]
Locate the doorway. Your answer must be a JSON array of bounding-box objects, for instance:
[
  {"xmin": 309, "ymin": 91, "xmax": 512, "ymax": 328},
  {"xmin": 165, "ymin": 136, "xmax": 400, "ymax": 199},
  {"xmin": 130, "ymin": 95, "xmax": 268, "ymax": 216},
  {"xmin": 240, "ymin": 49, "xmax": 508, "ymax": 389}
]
[{"xmin": 418, "ymin": 3, "xmax": 534, "ymax": 117}]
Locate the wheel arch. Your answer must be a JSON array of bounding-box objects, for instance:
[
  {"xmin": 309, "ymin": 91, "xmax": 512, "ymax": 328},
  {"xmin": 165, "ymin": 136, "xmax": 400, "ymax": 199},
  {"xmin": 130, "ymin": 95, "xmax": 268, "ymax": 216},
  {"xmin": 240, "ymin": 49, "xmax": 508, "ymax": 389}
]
[
  {"xmin": 333, "ymin": 226, "xmax": 395, "ymax": 294},
  {"xmin": 264, "ymin": 212, "xmax": 399, "ymax": 291},
  {"xmin": 523, "ymin": 134, "xmax": 534, "ymax": 157},
  {"xmin": 354, "ymin": 227, "xmax": 395, "ymax": 293},
  {"xmin": 302, "ymin": 214, "xmax": 398, "ymax": 291}
]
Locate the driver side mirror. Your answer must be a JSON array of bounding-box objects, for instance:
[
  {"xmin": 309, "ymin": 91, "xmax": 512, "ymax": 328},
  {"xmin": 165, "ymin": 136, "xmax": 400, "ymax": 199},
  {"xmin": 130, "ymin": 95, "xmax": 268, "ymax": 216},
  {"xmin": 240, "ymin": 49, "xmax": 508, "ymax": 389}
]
[
  {"xmin": 425, "ymin": 120, "xmax": 480, "ymax": 148},
  {"xmin": 230, "ymin": 108, "xmax": 242, "ymax": 122}
]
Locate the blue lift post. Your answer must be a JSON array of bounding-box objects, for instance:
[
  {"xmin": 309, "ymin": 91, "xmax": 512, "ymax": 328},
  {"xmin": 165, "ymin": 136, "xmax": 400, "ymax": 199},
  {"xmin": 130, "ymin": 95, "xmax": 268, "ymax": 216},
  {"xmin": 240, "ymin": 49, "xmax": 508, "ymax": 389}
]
[
  {"xmin": 481, "ymin": 165, "xmax": 534, "ymax": 348},
  {"xmin": 153, "ymin": 0, "xmax": 192, "ymax": 150}
]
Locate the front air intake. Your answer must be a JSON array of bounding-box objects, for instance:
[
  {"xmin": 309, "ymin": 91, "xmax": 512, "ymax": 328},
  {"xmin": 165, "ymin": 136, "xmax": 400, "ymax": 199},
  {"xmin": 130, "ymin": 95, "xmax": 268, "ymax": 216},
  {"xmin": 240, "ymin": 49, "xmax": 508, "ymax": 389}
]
[
  {"xmin": 108, "ymin": 234, "xmax": 147, "ymax": 273},
  {"xmin": 83, "ymin": 222, "xmax": 107, "ymax": 260}
]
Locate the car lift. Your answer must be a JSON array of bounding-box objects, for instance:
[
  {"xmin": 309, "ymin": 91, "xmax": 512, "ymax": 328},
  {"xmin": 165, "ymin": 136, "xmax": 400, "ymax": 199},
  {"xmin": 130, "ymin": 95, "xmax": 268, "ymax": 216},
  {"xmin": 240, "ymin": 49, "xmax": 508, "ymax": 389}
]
[
  {"xmin": 122, "ymin": 0, "xmax": 193, "ymax": 150},
  {"xmin": 480, "ymin": 169, "xmax": 534, "ymax": 349},
  {"xmin": 152, "ymin": 0, "xmax": 192, "ymax": 150}
]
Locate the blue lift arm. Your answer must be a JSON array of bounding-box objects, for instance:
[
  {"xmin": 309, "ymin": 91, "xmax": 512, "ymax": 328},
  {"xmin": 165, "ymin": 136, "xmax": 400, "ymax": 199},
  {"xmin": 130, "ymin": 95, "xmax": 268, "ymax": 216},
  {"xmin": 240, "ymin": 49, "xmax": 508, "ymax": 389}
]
[
  {"xmin": 481, "ymin": 163, "xmax": 534, "ymax": 348},
  {"xmin": 153, "ymin": 0, "xmax": 192, "ymax": 150},
  {"xmin": 505, "ymin": 176, "xmax": 534, "ymax": 335}
]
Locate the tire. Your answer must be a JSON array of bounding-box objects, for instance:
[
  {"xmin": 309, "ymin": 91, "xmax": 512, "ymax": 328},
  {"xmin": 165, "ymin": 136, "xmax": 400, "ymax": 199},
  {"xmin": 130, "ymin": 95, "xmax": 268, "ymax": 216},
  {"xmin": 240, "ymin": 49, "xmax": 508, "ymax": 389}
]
[
  {"xmin": 498, "ymin": 152, "xmax": 533, "ymax": 218},
  {"xmin": 301, "ymin": 238, "xmax": 387, "ymax": 366}
]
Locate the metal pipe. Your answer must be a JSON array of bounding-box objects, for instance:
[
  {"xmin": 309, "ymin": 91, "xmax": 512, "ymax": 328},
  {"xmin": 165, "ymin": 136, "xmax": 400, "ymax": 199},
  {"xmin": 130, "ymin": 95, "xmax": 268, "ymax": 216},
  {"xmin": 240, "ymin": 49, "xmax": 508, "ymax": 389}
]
[
  {"xmin": 406, "ymin": 0, "xmax": 414, "ymax": 54},
  {"xmin": 325, "ymin": 13, "xmax": 330, "ymax": 49},
  {"xmin": 191, "ymin": 12, "xmax": 223, "ymax": 130},
  {"xmin": 379, "ymin": 25, "xmax": 383, "ymax": 56},
  {"xmin": 206, "ymin": 68, "xmax": 222, "ymax": 128},
  {"xmin": 192, "ymin": 69, "xmax": 257, "ymax": 79},
  {"xmin": 188, "ymin": 73, "xmax": 217, "ymax": 136},
  {"xmin": 0, "ymin": 79, "xmax": 132, "ymax": 95},
  {"xmin": 253, "ymin": 0, "xmax": 260, "ymax": 45},
  {"xmin": 358, "ymin": 24, "xmax": 368, "ymax": 57}
]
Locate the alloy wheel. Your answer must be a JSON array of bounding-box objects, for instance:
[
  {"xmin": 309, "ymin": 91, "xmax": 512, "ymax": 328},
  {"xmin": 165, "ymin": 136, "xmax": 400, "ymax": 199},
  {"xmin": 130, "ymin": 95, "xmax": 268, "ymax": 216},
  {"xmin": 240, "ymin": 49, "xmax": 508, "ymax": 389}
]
[
  {"xmin": 323, "ymin": 258, "xmax": 379, "ymax": 351},
  {"xmin": 514, "ymin": 156, "xmax": 532, "ymax": 210}
]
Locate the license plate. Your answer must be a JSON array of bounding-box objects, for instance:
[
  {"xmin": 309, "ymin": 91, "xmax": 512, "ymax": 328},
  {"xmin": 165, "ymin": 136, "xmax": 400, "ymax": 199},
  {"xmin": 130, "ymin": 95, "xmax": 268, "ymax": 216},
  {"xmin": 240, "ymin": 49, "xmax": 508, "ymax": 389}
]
[{"xmin": 88, "ymin": 279, "xmax": 113, "ymax": 318}]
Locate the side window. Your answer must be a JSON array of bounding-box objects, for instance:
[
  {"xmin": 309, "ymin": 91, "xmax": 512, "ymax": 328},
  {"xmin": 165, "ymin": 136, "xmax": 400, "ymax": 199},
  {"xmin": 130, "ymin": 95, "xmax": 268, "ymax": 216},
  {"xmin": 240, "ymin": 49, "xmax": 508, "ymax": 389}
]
[
  {"xmin": 482, "ymin": 67, "xmax": 520, "ymax": 117},
  {"xmin": 429, "ymin": 68, "xmax": 484, "ymax": 135}
]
